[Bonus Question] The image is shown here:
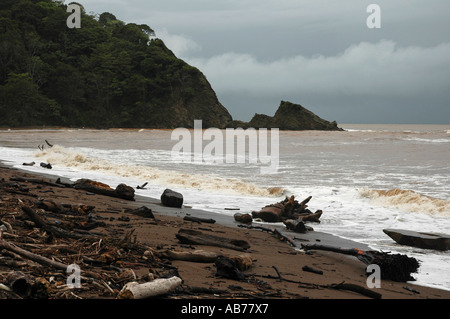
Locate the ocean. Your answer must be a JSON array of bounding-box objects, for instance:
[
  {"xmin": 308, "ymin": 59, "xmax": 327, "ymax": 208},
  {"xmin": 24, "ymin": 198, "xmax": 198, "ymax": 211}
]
[{"xmin": 0, "ymin": 124, "xmax": 449, "ymax": 291}]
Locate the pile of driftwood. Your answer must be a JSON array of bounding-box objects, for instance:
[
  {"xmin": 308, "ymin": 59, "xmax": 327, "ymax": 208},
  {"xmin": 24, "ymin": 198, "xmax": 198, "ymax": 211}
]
[
  {"xmin": 234, "ymin": 195, "xmax": 322, "ymax": 234},
  {"xmin": 0, "ymin": 174, "xmax": 277, "ymax": 299},
  {"xmin": 0, "ymin": 175, "xmax": 186, "ymax": 299},
  {"xmin": 3, "ymin": 175, "xmax": 136, "ymax": 202},
  {"xmin": 0, "ymin": 198, "xmax": 182, "ymax": 299}
]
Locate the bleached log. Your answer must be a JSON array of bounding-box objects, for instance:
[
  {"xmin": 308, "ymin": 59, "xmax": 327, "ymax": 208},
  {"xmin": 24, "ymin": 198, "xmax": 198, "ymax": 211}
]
[{"xmin": 118, "ymin": 276, "xmax": 182, "ymax": 299}]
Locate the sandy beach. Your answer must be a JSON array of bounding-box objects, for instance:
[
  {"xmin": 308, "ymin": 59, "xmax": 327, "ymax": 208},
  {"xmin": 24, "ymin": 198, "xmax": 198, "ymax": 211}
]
[{"xmin": 1, "ymin": 162, "xmax": 450, "ymax": 303}]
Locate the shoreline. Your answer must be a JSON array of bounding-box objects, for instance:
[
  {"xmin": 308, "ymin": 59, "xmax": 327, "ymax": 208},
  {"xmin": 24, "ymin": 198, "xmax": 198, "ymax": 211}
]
[{"xmin": 1, "ymin": 162, "xmax": 450, "ymax": 299}]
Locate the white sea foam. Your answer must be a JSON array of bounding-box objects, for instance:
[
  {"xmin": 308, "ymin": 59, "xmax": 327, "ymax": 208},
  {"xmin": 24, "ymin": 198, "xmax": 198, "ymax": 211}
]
[
  {"xmin": 32, "ymin": 145, "xmax": 284, "ymax": 198},
  {"xmin": 403, "ymin": 137, "xmax": 450, "ymax": 144}
]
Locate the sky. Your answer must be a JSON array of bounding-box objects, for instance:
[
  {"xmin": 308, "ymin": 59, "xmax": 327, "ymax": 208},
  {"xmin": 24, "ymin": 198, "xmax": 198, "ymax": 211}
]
[{"xmin": 76, "ymin": 0, "xmax": 450, "ymax": 124}]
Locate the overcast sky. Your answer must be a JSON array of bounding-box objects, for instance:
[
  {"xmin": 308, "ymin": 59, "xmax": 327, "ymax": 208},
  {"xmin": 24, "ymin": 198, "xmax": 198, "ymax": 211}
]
[{"xmin": 77, "ymin": 0, "xmax": 450, "ymax": 124}]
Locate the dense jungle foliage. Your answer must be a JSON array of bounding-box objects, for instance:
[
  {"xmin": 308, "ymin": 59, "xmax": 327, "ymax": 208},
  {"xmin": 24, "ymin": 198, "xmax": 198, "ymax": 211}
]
[{"xmin": 0, "ymin": 0, "xmax": 232, "ymax": 128}]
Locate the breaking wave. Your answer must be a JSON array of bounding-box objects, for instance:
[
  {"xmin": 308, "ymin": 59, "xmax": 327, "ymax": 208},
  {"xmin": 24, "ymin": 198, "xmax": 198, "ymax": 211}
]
[
  {"xmin": 359, "ymin": 188, "xmax": 450, "ymax": 216},
  {"xmin": 33, "ymin": 146, "xmax": 284, "ymax": 197},
  {"xmin": 404, "ymin": 137, "xmax": 450, "ymax": 144}
]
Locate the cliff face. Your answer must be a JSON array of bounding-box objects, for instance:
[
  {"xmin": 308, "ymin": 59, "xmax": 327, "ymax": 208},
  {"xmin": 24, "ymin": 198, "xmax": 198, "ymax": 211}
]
[
  {"xmin": 0, "ymin": 0, "xmax": 232, "ymax": 129},
  {"xmin": 230, "ymin": 101, "xmax": 343, "ymax": 131},
  {"xmin": 130, "ymin": 40, "xmax": 233, "ymax": 129}
]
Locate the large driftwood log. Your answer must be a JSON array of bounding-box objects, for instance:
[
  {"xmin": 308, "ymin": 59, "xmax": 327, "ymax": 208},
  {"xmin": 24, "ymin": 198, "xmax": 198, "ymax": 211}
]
[
  {"xmin": 302, "ymin": 243, "xmax": 420, "ymax": 282},
  {"xmin": 183, "ymin": 216, "xmax": 216, "ymax": 224},
  {"xmin": 118, "ymin": 276, "xmax": 182, "ymax": 299},
  {"xmin": 74, "ymin": 179, "xmax": 135, "ymax": 201},
  {"xmin": 251, "ymin": 195, "xmax": 322, "ymax": 224},
  {"xmin": 252, "ymin": 203, "xmax": 284, "ymax": 222},
  {"xmin": 176, "ymin": 229, "xmax": 250, "ymax": 252},
  {"xmin": 10, "ymin": 176, "xmax": 65, "ymax": 188},
  {"xmin": 233, "ymin": 213, "xmax": 253, "ymax": 224}
]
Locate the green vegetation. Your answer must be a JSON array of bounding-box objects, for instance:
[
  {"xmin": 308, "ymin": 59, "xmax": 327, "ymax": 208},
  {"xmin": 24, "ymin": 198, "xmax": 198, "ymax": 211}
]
[{"xmin": 0, "ymin": 0, "xmax": 232, "ymax": 128}]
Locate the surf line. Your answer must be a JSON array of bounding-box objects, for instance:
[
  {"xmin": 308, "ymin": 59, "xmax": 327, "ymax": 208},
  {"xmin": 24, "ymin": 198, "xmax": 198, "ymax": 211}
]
[{"xmin": 171, "ymin": 120, "xmax": 279, "ymax": 174}]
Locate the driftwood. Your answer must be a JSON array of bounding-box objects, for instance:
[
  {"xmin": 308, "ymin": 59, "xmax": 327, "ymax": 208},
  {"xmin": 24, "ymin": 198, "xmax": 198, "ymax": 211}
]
[
  {"xmin": 36, "ymin": 200, "xmax": 95, "ymax": 215},
  {"xmin": 40, "ymin": 162, "xmax": 52, "ymax": 169},
  {"xmin": 252, "ymin": 195, "xmax": 322, "ymax": 225},
  {"xmin": 5, "ymin": 272, "xmax": 35, "ymax": 298},
  {"xmin": 22, "ymin": 162, "xmax": 36, "ymax": 167},
  {"xmin": 0, "ymin": 238, "xmax": 68, "ymax": 271},
  {"xmin": 10, "ymin": 176, "xmax": 65, "ymax": 188},
  {"xmin": 21, "ymin": 205, "xmax": 95, "ymax": 240},
  {"xmin": 302, "ymin": 244, "xmax": 420, "ymax": 282},
  {"xmin": 0, "ymin": 180, "xmax": 37, "ymax": 198},
  {"xmin": 283, "ymin": 219, "xmax": 312, "ymax": 233},
  {"xmin": 163, "ymin": 249, "xmax": 253, "ymax": 270},
  {"xmin": 252, "ymin": 203, "xmax": 284, "ymax": 222},
  {"xmin": 300, "ymin": 210, "xmax": 322, "ymax": 223},
  {"xmin": 176, "ymin": 229, "xmax": 250, "ymax": 252},
  {"xmin": 215, "ymin": 256, "xmax": 246, "ymax": 281},
  {"xmin": 124, "ymin": 206, "xmax": 154, "ymax": 218},
  {"xmin": 183, "ymin": 216, "xmax": 216, "ymax": 224},
  {"xmin": 302, "ymin": 265, "xmax": 323, "ymax": 275},
  {"xmin": 136, "ymin": 182, "xmax": 148, "ymax": 189},
  {"xmin": 233, "ymin": 213, "xmax": 252, "ymax": 224},
  {"xmin": 73, "ymin": 179, "xmax": 135, "ymax": 201},
  {"xmin": 329, "ymin": 282, "xmax": 382, "ymax": 299},
  {"xmin": 238, "ymin": 224, "xmax": 297, "ymax": 248},
  {"xmin": 55, "ymin": 178, "xmax": 74, "ymax": 188},
  {"xmin": 118, "ymin": 276, "xmax": 182, "ymax": 299},
  {"xmin": 265, "ymin": 267, "xmax": 381, "ymax": 299}
]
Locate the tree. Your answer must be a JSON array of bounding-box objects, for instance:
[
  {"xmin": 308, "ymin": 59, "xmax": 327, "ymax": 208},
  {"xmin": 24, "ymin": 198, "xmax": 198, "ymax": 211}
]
[
  {"xmin": 0, "ymin": 0, "xmax": 232, "ymax": 128},
  {"xmin": 0, "ymin": 73, "xmax": 61, "ymax": 126},
  {"xmin": 98, "ymin": 12, "xmax": 117, "ymax": 26}
]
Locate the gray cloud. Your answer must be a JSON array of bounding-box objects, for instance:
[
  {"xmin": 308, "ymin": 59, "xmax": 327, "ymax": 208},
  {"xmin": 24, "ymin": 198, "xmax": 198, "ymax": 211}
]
[
  {"xmin": 78, "ymin": 0, "xmax": 450, "ymax": 124},
  {"xmin": 187, "ymin": 41, "xmax": 450, "ymax": 96}
]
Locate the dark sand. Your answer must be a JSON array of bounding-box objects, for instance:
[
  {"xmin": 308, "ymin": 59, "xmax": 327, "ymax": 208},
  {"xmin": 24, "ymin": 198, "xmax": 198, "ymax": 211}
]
[{"xmin": 1, "ymin": 163, "xmax": 450, "ymax": 302}]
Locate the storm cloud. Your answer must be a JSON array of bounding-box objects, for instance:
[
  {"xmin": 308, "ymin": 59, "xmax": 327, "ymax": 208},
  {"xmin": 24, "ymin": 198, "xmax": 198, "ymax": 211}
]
[{"xmin": 79, "ymin": 0, "xmax": 450, "ymax": 124}]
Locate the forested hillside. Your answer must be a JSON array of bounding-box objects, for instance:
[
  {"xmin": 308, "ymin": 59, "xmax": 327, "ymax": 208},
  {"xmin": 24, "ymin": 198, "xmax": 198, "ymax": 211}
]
[{"xmin": 0, "ymin": 0, "xmax": 232, "ymax": 128}]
